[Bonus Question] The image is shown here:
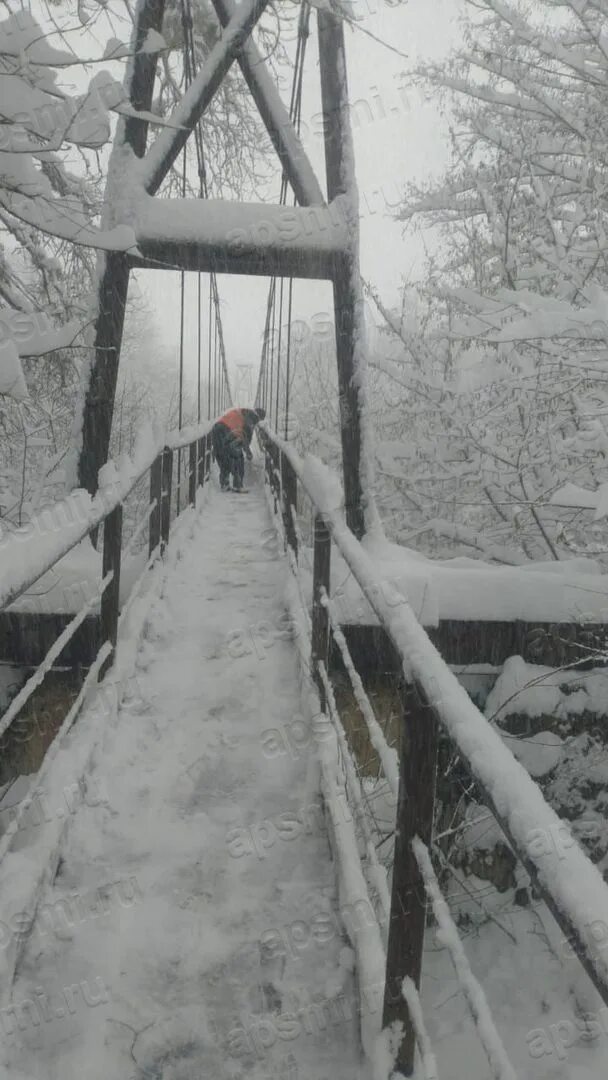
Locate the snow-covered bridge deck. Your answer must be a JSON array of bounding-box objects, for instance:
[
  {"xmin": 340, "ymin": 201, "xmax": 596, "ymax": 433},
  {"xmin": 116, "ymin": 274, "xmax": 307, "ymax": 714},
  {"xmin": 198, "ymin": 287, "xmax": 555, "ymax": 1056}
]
[{"xmin": 0, "ymin": 489, "xmax": 363, "ymax": 1080}]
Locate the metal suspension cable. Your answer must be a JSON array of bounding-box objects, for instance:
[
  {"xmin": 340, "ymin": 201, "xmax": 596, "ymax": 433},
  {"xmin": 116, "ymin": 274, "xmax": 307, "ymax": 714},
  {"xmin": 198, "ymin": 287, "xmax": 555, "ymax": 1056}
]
[
  {"xmin": 284, "ymin": 276, "xmax": 295, "ymax": 439},
  {"xmin": 255, "ymin": 279, "xmax": 275, "ymax": 408},
  {"xmin": 207, "ymin": 278, "xmax": 212, "ymax": 419},
  {"xmin": 215, "ymin": 316, "xmax": 220, "ymax": 415},
  {"xmin": 269, "ymin": 278, "xmax": 276, "ymax": 425},
  {"xmin": 282, "ymin": 2, "xmax": 309, "ymax": 440},
  {"xmin": 182, "ymin": 5, "xmax": 211, "ymax": 420},
  {"xmin": 211, "ymin": 274, "xmax": 232, "ymax": 407},
  {"xmin": 275, "ymin": 276, "xmax": 285, "ymax": 423},
  {"xmin": 181, "ymin": 0, "xmax": 233, "ymax": 415},
  {"xmin": 256, "ymin": 2, "xmax": 309, "ymax": 434},
  {"xmin": 197, "ymin": 272, "xmax": 201, "ymax": 423},
  {"xmin": 283, "ymin": 6, "xmax": 309, "ymax": 439},
  {"xmin": 177, "ymin": 137, "xmax": 187, "ymax": 514}
]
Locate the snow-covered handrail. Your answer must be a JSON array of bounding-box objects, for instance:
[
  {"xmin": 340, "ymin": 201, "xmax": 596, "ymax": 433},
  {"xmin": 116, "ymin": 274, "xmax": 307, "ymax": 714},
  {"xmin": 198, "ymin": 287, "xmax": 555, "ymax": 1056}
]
[
  {"xmin": 263, "ymin": 443, "xmax": 437, "ymax": 1076},
  {"xmin": 0, "ymin": 418, "xmax": 216, "ymax": 781},
  {"xmin": 259, "ymin": 425, "xmax": 608, "ymax": 1037},
  {"xmin": 0, "ymin": 416, "xmax": 216, "ymax": 613}
]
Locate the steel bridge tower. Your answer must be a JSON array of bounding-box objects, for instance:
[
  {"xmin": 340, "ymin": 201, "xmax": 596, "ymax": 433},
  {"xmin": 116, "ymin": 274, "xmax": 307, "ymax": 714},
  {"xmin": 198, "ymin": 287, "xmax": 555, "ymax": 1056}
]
[{"xmin": 78, "ymin": 0, "xmax": 370, "ymax": 538}]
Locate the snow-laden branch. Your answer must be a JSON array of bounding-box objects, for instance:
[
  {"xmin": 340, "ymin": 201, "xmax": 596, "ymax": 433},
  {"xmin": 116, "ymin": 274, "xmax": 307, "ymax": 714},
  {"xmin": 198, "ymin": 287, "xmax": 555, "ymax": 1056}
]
[{"xmin": 137, "ymin": 0, "xmax": 271, "ymax": 195}]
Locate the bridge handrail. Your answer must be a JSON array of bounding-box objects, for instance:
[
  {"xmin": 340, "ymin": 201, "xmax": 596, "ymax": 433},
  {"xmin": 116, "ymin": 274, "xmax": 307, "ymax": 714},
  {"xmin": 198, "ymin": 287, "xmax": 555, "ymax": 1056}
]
[
  {"xmin": 0, "ymin": 417, "xmax": 217, "ymax": 614},
  {"xmin": 0, "ymin": 419, "xmax": 216, "ymax": 777},
  {"xmin": 260, "ymin": 423, "xmax": 608, "ymax": 1072}
]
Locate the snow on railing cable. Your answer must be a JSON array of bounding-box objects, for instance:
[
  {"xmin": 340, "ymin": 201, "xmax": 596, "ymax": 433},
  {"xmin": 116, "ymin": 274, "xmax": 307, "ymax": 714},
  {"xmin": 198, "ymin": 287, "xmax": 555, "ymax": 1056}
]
[
  {"xmin": 0, "ymin": 416, "xmax": 216, "ymax": 613},
  {"xmin": 284, "ymin": 578, "xmax": 386, "ymax": 1062},
  {"xmin": 117, "ymin": 543, "xmax": 162, "ymax": 624},
  {"xmin": 0, "ymin": 421, "xmax": 214, "ymax": 770},
  {"xmin": 322, "ymin": 588, "xmax": 399, "ymax": 800},
  {"xmin": 401, "ymin": 977, "xmax": 439, "ymax": 1080},
  {"xmin": 265, "ymin": 482, "xmax": 387, "ymax": 1066},
  {"xmin": 264, "ymin": 435, "xmax": 530, "ymax": 1079},
  {"xmin": 0, "ymin": 572, "xmax": 113, "ymax": 743},
  {"xmin": 122, "ymin": 497, "xmax": 158, "ymax": 558},
  {"xmin": 264, "ymin": 478, "xmax": 312, "ymax": 647},
  {"xmin": 263, "ymin": 430, "xmax": 608, "ymax": 1001},
  {"xmin": 266, "ymin": 446, "xmax": 446, "ymax": 1078},
  {"xmin": 165, "ymin": 416, "xmax": 216, "ymax": 451},
  {"xmin": 412, "ymin": 838, "xmax": 518, "ymax": 1080},
  {"xmin": 0, "ymin": 641, "xmax": 112, "ymax": 871},
  {"xmin": 0, "ymin": 484, "xmax": 208, "ymax": 1007},
  {"xmin": 317, "ymin": 660, "xmax": 391, "ymax": 941}
]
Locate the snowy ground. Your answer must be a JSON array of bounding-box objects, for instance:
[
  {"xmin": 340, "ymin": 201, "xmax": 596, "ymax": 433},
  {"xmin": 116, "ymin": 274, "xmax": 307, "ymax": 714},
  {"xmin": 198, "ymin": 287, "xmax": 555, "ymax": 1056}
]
[
  {"xmin": 420, "ymin": 886, "xmax": 608, "ymax": 1080},
  {"xmin": 0, "ymin": 479, "xmax": 364, "ymax": 1080}
]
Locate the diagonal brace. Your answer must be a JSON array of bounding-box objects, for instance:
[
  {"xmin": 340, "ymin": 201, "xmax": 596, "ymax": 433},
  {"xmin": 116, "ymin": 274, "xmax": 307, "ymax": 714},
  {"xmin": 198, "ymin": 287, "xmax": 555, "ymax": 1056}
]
[
  {"xmin": 140, "ymin": 0, "xmax": 270, "ymax": 195},
  {"xmin": 211, "ymin": 0, "xmax": 324, "ymax": 207}
]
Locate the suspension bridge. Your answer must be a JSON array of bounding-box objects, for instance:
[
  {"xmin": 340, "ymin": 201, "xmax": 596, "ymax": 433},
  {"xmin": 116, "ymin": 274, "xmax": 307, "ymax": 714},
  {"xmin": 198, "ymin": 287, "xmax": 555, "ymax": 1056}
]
[{"xmin": 2, "ymin": 2, "xmax": 608, "ymax": 1079}]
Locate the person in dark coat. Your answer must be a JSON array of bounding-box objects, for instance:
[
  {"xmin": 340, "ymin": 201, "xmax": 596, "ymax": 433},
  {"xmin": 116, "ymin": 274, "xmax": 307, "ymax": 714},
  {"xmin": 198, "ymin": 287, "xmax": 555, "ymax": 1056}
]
[{"xmin": 211, "ymin": 406, "xmax": 266, "ymax": 491}]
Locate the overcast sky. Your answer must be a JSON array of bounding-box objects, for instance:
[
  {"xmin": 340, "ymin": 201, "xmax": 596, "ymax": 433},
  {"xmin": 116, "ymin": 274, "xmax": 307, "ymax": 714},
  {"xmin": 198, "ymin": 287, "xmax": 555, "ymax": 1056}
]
[{"xmin": 132, "ymin": 0, "xmax": 463, "ymax": 402}]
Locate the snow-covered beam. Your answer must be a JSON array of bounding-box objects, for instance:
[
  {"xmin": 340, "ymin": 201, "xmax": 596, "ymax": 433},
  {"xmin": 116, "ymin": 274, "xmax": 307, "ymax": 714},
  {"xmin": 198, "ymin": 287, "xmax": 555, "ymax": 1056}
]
[
  {"xmin": 139, "ymin": 0, "xmax": 270, "ymax": 195},
  {"xmin": 211, "ymin": 0, "xmax": 325, "ymax": 207},
  {"xmin": 130, "ymin": 197, "xmax": 349, "ymax": 279}
]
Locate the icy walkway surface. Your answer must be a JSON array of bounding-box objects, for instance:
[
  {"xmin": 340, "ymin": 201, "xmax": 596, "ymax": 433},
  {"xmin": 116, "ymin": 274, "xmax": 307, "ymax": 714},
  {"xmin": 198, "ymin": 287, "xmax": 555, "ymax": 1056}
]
[{"xmin": 2, "ymin": 485, "xmax": 364, "ymax": 1080}]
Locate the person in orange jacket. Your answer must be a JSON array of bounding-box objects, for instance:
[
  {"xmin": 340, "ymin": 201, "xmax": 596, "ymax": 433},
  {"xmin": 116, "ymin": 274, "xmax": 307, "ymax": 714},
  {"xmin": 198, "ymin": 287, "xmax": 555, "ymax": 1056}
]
[{"xmin": 212, "ymin": 406, "xmax": 266, "ymax": 491}]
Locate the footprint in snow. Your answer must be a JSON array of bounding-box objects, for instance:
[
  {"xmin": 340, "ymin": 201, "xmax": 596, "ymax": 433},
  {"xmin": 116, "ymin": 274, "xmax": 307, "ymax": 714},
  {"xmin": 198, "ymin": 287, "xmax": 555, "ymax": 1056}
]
[{"xmin": 130, "ymin": 1008, "xmax": 229, "ymax": 1080}]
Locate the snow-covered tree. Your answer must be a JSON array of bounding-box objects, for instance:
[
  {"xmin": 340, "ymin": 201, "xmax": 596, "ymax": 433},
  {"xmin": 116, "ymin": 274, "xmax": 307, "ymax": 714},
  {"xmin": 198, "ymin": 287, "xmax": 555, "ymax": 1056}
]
[
  {"xmin": 0, "ymin": 0, "xmax": 278, "ymax": 524},
  {"xmin": 384, "ymin": 0, "xmax": 608, "ymax": 562},
  {"xmin": 0, "ymin": 4, "xmax": 150, "ymax": 518}
]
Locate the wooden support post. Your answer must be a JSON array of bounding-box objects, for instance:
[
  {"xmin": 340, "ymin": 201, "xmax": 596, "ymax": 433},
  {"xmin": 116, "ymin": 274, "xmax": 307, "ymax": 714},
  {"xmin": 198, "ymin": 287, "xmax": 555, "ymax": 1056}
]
[
  {"xmin": 78, "ymin": 0, "xmax": 166, "ymax": 500},
  {"xmin": 100, "ymin": 503, "xmax": 123, "ymax": 679},
  {"xmin": 280, "ymin": 452, "xmax": 298, "ymax": 558},
  {"xmin": 311, "ymin": 513, "xmax": 331, "ymax": 708},
  {"xmin": 189, "ymin": 441, "xmax": 197, "ymax": 506},
  {"xmin": 382, "ymin": 680, "xmax": 438, "ymax": 1076},
  {"xmin": 149, "ymin": 452, "xmax": 162, "ymax": 556},
  {"xmin": 160, "ymin": 446, "xmax": 173, "ymax": 553},
  {"xmin": 317, "ymin": 8, "xmax": 365, "ymax": 540}
]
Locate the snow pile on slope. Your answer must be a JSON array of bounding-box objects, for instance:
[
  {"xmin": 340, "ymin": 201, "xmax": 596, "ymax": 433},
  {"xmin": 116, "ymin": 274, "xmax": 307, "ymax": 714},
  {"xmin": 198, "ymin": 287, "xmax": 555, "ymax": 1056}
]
[
  {"xmin": 485, "ymin": 656, "xmax": 565, "ymax": 723},
  {"xmin": 502, "ymin": 730, "xmax": 564, "ymax": 779},
  {"xmin": 350, "ymin": 530, "xmax": 608, "ymax": 624},
  {"xmin": 6, "ymin": 539, "xmax": 147, "ymax": 615},
  {"xmin": 485, "ymin": 656, "xmax": 608, "ymax": 723}
]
